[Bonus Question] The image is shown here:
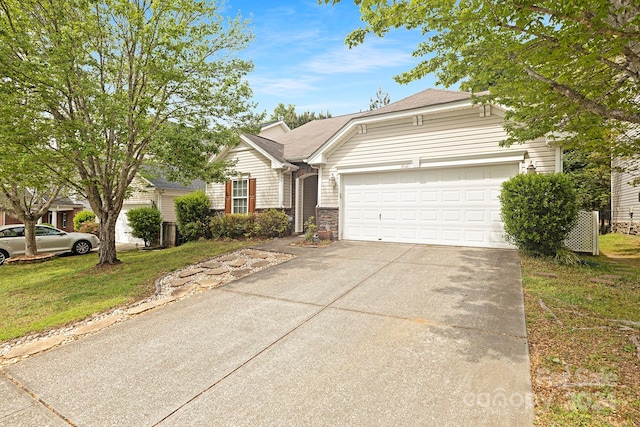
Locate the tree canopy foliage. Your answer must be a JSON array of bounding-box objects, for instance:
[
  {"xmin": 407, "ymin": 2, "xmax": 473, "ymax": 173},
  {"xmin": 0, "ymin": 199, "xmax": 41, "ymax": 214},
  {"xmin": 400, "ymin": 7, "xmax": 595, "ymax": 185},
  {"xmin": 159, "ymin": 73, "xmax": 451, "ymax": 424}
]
[
  {"xmin": 269, "ymin": 103, "xmax": 332, "ymax": 129},
  {"xmin": 327, "ymin": 0, "xmax": 640, "ymax": 158},
  {"xmin": 0, "ymin": 0, "xmax": 260, "ymax": 265},
  {"xmin": 563, "ymin": 148, "xmax": 611, "ymax": 213},
  {"xmin": 0, "ymin": 70, "xmax": 69, "ymax": 256}
]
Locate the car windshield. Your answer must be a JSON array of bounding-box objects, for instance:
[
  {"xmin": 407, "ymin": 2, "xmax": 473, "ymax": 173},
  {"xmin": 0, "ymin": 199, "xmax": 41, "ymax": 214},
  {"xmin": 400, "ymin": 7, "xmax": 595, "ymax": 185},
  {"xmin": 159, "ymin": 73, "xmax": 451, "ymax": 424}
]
[{"xmin": 0, "ymin": 227, "xmax": 25, "ymax": 238}]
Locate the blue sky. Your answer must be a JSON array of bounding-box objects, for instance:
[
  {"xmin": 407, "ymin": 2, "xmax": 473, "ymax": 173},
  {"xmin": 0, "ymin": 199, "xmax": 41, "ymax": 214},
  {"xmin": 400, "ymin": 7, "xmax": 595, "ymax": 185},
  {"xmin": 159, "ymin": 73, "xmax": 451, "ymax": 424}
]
[{"xmin": 226, "ymin": 0, "xmax": 444, "ymax": 117}]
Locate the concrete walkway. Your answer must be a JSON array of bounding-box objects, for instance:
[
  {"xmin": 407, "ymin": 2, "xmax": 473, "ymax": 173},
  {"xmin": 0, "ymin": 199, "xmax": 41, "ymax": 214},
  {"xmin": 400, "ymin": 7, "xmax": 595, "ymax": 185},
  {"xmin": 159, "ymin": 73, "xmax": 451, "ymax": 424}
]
[{"xmin": 1, "ymin": 240, "xmax": 533, "ymax": 426}]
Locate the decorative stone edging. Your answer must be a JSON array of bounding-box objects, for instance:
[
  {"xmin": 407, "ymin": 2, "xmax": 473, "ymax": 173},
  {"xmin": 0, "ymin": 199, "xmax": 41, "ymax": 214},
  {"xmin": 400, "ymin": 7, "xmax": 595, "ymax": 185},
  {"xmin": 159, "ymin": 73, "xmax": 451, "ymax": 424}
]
[{"xmin": 4, "ymin": 253, "xmax": 57, "ymax": 265}]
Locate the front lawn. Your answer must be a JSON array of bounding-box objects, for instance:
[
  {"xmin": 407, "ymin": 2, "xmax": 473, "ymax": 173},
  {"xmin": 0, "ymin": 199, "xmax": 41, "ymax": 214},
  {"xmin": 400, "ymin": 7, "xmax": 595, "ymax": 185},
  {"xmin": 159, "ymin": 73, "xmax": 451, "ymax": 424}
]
[
  {"xmin": 0, "ymin": 240, "xmax": 253, "ymax": 342},
  {"xmin": 523, "ymin": 233, "xmax": 640, "ymax": 426}
]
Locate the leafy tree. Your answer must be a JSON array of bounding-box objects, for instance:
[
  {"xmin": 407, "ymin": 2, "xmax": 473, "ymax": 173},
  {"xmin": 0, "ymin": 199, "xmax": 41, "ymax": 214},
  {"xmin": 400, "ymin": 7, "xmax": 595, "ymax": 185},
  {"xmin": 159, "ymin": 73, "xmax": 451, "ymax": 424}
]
[
  {"xmin": 175, "ymin": 191, "xmax": 211, "ymax": 241},
  {"xmin": 326, "ymin": 0, "xmax": 640, "ymax": 160},
  {"xmin": 500, "ymin": 173, "xmax": 579, "ymax": 257},
  {"xmin": 0, "ymin": 78, "xmax": 67, "ymax": 256},
  {"xmin": 0, "ymin": 0, "xmax": 260, "ymax": 265},
  {"xmin": 126, "ymin": 206, "xmax": 162, "ymax": 247},
  {"xmin": 269, "ymin": 103, "xmax": 332, "ymax": 129},
  {"xmin": 563, "ymin": 148, "xmax": 611, "ymax": 213},
  {"xmin": 369, "ymin": 85, "xmax": 390, "ymax": 110}
]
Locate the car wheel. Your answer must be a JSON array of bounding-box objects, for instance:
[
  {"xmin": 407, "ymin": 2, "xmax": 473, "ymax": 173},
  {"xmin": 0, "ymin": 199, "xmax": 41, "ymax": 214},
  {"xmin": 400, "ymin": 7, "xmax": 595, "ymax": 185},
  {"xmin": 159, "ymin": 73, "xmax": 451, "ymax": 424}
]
[
  {"xmin": 72, "ymin": 240, "xmax": 92, "ymax": 255},
  {"xmin": 0, "ymin": 249, "xmax": 8, "ymax": 265}
]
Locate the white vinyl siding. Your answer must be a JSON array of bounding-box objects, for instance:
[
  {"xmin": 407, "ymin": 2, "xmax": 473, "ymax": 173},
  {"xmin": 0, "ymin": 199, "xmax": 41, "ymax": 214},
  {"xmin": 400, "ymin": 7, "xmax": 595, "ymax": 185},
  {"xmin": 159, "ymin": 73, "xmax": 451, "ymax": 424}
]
[
  {"xmin": 159, "ymin": 191, "xmax": 194, "ymax": 223},
  {"xmin": 320, "ymin": 108, "xmax": 556, "ymax": 207},
  {"xmin": 125, "ymin": 176, "xmax": 155, "ymax": 205},
  {"xmin": 612, "ymin": 158, "xmax": 640, "ymax": 223},
  {"xmin": 208, "ymin": 142, "xmax": 281, "ymax": 210}
]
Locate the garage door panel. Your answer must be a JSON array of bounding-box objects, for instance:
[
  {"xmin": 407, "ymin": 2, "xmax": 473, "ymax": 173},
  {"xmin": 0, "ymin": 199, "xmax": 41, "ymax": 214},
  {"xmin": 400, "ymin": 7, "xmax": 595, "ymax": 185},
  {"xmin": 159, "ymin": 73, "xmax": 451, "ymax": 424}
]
[
  {"xmin": 443, "ymin": 191, "xmax": 461, "ymax": 202},
  {"xmin": 381, "ymin": 192, "xmax": 397, "ymax": 203},
  {"xmin": 466, "ymin": 189, "xmax": 486, "ymax": 202},
  {"xmin": 343, "ymin": 164, "xmax": 517, "ymax": 248},
  {"xmin": 442, "ymin": 210, "xmax": 461, "ymax": 221},
  {"xmin": 364, "ymin": 192, "xmax": 379, "ymax": 203},
  {"xmin": 465, "ymin": 230, "xmax": 487, "ymax": 243},
  {"xmin": 465, "ymin": 210, "xmax": 487, "ymax": 222},
  {"xmin": 420, "ymin": 191, "xmax": 439, "ymax": 202},
  {"xmin": 421, "ymin": 210, "xmax": 438, "ymax": 222},
  {"xmin": 442, "ymin": 229, "xmax": 462, "ymax": 242}
]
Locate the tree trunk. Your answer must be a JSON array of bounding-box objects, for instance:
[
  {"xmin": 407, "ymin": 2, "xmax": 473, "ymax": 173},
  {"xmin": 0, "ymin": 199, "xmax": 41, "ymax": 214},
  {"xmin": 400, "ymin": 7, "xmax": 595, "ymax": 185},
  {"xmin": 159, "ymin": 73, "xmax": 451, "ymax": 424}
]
[
  {"xmin": 23, "ymin": 218, "xmax": 38, "ymax": 257},
  {"xmin": 97, "ymin": 212, "xmax": 120, "ymax": 265}
]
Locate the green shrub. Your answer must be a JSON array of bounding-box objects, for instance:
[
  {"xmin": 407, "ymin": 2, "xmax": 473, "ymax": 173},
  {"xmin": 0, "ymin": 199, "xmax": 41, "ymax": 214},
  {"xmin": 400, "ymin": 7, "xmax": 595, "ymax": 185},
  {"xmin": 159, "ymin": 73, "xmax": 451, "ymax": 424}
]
[
  {"xmin": 175, "ymin": 191, "xmax": 211, "ymax": 241},
  {"xmin": 73, "ymin": 211, "xmax": 96, "ymax": 231},
  {"xmin": 499, "ymin": 173, "xmax": 579, "ymax": 257},
  {"xmin": 78, "ymin": 221, "xmax": 99, "ymax": 235},
  {"xmin": 304, "ymin": 216, "xmax": 317, "ymax": 242},
  {"xmin": 210, "ymin": 213, "xmax": 256, "ymax": 239},
  {"xmin": 254, "ymin": 209, "xmax": 290, "ymax": 237},
  {"xmin": 180, "ymin": 221, "xmax": 209, "ymax": 242},
  {"xmin": 126, "ymin": 206, "xmax": 162, "ymax": 247}
]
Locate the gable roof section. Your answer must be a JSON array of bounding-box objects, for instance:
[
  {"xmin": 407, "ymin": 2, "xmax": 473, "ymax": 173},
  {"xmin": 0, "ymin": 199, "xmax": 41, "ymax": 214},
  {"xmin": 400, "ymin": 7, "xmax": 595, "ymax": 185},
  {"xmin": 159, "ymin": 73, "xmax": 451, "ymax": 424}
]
[
  {"xmin": 259, "ymin": 120, "xmax": 291, "ymax": 134},
  {"xmin": 278, "ymin": 112, "xmax": 364, "ymax": 161},
  {"xmin": 239, "ymin": 133, "xmax": 298, "ymax": 170}
]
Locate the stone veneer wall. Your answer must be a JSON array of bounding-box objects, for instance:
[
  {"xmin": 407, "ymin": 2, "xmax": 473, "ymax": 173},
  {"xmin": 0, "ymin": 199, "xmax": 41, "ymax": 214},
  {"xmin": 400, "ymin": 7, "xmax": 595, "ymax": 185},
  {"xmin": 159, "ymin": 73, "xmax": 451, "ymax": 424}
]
[
  {"xmin": 317, "ymin": 207, "xmax": 339, "ymax": 237},
  {"xmin": 611, "ymin": 221, "xmax": 639, "ymax": 235}
]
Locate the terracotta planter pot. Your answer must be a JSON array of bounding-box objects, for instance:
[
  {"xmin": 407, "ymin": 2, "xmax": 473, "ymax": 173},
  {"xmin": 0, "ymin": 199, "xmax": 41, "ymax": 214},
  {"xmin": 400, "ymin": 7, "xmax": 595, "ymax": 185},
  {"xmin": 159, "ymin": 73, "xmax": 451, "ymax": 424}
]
[{"xmin": 317, "ymin": 230, "xmax": 332, "ymax": 241}]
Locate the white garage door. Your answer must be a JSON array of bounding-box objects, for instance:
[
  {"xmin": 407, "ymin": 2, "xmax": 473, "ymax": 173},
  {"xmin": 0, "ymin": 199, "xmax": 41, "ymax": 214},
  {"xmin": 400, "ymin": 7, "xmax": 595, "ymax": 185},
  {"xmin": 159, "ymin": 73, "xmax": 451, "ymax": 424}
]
[{"xmin": 342, "ymin": 164, "xmax": 518, "ymax": 248}]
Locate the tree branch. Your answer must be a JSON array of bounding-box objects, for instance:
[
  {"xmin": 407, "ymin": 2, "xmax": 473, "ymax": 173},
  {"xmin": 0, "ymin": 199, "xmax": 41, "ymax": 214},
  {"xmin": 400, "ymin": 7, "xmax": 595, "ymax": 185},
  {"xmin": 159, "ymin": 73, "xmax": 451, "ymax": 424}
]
[{"xmin": 524, "ymin": 65, "xmax": 640, "ymax": 124}]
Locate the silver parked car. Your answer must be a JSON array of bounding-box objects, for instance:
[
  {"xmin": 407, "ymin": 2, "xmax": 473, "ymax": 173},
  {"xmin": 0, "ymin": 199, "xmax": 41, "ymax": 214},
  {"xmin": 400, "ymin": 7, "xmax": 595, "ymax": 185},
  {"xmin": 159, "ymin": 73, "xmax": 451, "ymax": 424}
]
[{"xmin": 0, "ymin": 224, "xmax": 100, "ymax": 265}]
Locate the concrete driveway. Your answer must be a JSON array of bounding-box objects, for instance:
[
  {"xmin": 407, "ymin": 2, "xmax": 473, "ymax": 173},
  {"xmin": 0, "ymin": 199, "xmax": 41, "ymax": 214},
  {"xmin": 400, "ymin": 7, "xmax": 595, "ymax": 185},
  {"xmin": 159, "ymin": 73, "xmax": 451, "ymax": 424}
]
[{"xmin": 1, "ymin": 241, "xmax": 533, "ymax": 426}]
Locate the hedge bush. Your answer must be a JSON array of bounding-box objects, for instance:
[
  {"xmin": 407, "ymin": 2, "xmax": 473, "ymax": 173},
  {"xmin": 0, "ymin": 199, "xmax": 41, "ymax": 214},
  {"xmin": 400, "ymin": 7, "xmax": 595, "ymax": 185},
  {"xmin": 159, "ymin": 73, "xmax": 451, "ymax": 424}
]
[
  {"xmin": 175, "ymin": 191, "xmax": 211, "ymax": 241},
  {"xmin": 73, "ymin": 211, "xmax": 96, "ymax": 231},
  {"xmin": 125, "ymin": 206, "xmax": 162, "ymax": 247},
  {"xmin": 254, "ymin": 209, "xmax": 290, "ymax": 237},
  {"xmin": 210, "ymin": 213, "xmax": 256, "ymax": 239},
  {"xmin": 210, "ymin": 210, "xmax": 291, "ymax": 239},
  {"xmin": 499, "ymin": 173, "xmax": 578, "ymax": 257}
]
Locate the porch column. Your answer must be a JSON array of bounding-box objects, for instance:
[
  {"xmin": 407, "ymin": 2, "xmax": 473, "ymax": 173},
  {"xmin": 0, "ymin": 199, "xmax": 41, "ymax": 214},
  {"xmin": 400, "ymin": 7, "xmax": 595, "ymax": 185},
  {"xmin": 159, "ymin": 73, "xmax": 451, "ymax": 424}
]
[
  {"xmin": 295, "ymin": 176, "xmax": 303, "ymax": 233},
  {"xmin": 50, "ymin": 209, "xmax": 58, "ymax": 228}
]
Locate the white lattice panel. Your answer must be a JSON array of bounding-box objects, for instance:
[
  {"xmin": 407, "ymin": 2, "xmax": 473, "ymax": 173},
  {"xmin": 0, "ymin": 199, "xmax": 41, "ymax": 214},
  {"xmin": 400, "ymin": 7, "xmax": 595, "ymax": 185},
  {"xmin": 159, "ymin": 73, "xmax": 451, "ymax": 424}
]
[{"xmin": 565, "ymin": 211, "xmax": 599, "ymax": 255}]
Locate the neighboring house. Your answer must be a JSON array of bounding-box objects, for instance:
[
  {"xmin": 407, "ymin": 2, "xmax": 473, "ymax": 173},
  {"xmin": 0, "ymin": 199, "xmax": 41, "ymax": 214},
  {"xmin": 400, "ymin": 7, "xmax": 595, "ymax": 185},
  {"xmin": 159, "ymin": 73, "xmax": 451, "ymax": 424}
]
[
  {"xmin": 0, "ymin": 197, "xmax": 84, "ymax": 233},
  {"xmin": 207, "ymin": 89, "xmax": 561, "ymax": 249},
  {"xmin": 116, "ymin": 173, "xmax": 205, "ymax": 246},
  {"xmin": 611, "ymin": 158, "xmax": 640, "ymax": 234}
]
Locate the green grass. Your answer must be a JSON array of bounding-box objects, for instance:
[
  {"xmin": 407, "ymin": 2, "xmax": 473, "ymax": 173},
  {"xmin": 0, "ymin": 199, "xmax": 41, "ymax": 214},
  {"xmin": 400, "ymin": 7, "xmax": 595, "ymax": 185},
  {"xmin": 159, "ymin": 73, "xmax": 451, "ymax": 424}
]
[
  {"xmin": 523, "ymin": 233, "xmax": 640, "ymax": 426},
  {"xmin": 0, "ymin": 239, "xmax": 254, "ymax": 342}
]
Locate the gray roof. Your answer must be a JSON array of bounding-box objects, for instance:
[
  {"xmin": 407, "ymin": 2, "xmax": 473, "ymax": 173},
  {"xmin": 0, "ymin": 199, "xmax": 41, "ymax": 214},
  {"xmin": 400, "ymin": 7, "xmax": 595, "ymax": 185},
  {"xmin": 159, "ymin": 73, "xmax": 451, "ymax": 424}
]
[
  {"xmin": 278, "ymin": 112, "xmax": 364, "ymax": 160},
  {"xmin": 363, "ymin": 88, "xmax": 472, "ymax": 117},
  {"xmin": 140, "ymin": 166, "xmax": 205, "ymax": 191},
  {"xmin": 146, "ymin": 175, "xmax": 205, "ymax": 191}
]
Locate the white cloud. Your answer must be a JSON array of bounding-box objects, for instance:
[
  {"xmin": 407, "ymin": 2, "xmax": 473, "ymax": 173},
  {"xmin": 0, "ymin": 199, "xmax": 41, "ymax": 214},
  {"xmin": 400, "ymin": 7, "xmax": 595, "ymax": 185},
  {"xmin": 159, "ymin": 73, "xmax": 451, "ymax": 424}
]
[
  {"xmin": 249, "ymin": 75, "xmax": 321, "ymax": 97},
  {"xmin": 303, "ymin": 41, "xmax": 415, "ymax": 75}
]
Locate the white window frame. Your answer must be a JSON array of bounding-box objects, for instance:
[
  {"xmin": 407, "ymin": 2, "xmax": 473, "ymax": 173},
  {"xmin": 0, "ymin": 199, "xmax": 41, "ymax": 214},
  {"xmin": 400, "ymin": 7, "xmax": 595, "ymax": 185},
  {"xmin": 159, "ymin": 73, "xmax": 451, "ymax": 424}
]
[{"xmin": 232, "ymin": 178, "xmax": 249, "ymax": 214}]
